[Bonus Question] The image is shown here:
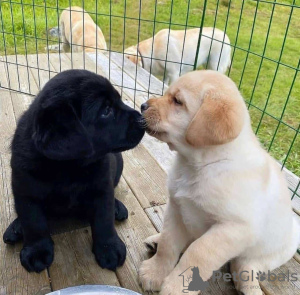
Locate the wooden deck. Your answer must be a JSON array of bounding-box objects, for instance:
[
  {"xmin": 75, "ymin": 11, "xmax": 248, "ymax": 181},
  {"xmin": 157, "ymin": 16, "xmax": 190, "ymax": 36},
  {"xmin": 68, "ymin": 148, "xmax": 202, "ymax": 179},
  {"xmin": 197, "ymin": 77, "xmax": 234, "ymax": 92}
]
[{"xmin": 0, "ymin": 52, "xmax": 299, "ymax": 295}]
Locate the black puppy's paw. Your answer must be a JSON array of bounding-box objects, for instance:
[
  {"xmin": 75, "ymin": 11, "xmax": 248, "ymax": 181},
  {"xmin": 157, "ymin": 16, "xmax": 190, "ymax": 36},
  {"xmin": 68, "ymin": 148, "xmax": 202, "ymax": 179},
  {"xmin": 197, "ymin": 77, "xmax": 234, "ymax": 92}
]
[
  {"xmin": 20, "ymin": 238, "xmax": 54, "ymax": 273},
  {"xmin": 115, "ymin": 199, "xmax": 128, "ymax": 221},
  {"xmin": 93, "ymin": 235, "xmax": 126, "ymax": 271},
  {"xmin": 3, "ymin": 218, "xmax": 23, "ymax": 245}
]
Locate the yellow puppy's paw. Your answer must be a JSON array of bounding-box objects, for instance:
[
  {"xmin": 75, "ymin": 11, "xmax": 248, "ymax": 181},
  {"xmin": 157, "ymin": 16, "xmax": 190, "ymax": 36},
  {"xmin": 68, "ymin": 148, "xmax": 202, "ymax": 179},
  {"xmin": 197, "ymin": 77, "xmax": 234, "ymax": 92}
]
[
  {"xmin": 139, "ymin": 256, "xmax": 169, "ymax": 291},
  {"xmin": 159, "ymin": 276, "xmax": 184, "ymax": 295}
]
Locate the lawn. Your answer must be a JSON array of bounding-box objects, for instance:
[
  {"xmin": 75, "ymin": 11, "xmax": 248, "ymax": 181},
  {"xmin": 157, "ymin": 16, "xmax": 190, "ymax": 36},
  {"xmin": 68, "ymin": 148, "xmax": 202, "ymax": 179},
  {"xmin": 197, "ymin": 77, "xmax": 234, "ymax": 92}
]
[{"xmin": 0, "ymin": 0, "xmax": 299, "ymax": 179}]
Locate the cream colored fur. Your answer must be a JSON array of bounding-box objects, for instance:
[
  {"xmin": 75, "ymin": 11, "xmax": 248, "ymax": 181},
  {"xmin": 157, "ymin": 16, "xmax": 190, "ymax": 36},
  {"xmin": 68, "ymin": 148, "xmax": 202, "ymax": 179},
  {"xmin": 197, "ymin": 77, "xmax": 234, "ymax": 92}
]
[
  {"xmin": 47, "ymin": 6, "xmax": 107, "ymax": 53},
  {"xmin": 124, "ymin": 28, "xmax": 231, "ymax": 84},
  {"xmin": 139, "ymin": 70, "xmax": 300, "ymax": 295}
]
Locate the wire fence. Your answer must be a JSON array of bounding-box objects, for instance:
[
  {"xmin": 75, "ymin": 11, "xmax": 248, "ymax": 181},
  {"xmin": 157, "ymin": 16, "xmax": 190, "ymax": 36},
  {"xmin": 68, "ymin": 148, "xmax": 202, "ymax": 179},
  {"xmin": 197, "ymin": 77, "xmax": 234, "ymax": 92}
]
[{"xmin": 0, "ymin": 0, "xmax": 299, "ymax": 205}]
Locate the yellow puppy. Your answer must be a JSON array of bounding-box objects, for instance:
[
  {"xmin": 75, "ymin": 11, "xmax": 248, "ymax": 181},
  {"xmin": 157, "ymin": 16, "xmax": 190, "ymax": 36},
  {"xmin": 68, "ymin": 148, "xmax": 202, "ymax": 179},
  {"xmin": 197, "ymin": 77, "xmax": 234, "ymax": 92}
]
[
  {"xmin": 124, "ymin": 28, "xmax": 231, "ymax": 84},
  {"xmin": 139, "ymin": 70, "xmax": 299, "ymax": 295},
  {"xmin": 47, "ymin": 6, "xmax": 107, "ymax": 52}
]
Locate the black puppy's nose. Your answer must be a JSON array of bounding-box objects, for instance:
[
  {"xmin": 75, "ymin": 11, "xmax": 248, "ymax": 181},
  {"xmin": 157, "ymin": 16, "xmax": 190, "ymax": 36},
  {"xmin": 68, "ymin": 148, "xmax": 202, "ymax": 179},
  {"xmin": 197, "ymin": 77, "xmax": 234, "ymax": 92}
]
[{"xmin": 141, "ymin": 103, "xmax": 149, "ymax": 112}]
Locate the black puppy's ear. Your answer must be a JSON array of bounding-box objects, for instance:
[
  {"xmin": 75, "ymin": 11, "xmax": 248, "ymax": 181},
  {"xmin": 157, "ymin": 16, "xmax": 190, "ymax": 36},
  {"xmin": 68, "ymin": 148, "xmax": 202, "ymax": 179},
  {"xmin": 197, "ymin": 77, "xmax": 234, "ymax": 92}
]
[{"xmin": 33, "ymin": 102, "xmax": 95, "ymax": 161}]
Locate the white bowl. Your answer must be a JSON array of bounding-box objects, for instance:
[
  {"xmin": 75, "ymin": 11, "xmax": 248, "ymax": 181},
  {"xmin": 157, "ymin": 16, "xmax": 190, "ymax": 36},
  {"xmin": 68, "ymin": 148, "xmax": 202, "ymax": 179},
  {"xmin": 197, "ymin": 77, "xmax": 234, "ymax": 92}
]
[{"xmin": 47, "ymin": 285, "xmax": 142, "ymax": 295}]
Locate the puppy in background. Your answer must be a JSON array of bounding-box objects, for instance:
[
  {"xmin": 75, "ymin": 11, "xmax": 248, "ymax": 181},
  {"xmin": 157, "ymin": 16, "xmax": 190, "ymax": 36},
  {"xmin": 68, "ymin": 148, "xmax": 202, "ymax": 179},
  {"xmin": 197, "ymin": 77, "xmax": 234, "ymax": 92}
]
[
  {"xmin": 139, "ymin": 70, "xmax": 299, "ymax": 295},
  {"xmin": 124, "ymin": 28, "xmax": 231, "ymax": 85},
  {"xmin": 47, "ymin": 6, "xmax": 107, "ymax": 53}
]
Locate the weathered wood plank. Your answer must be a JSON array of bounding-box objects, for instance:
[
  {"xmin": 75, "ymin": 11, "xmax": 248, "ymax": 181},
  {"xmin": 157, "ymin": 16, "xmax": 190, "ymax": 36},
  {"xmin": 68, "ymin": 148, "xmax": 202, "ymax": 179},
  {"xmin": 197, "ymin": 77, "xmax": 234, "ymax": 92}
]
[
  {"xmin": 0, "ymin": 153, "xmax": 52, "ymax": 295},
  {"xmin": 49, "ymin": 175, "xmax": 159, "ymax": 293},
  {"xmin": 1, "ymin": 56, "xmax": 37, "ymax": 122},
  {"xmin": 4, "ymin": 55, "xmax": 39, "ymax": 96},
  {"xmin": 122, "ymin": 145, "xmax": 168, "ymax": 209},
  {"xmin": 274, "ymin": 258, "xmax": 300, "ymax": 290},
  {"xmin": 0, "ymin": 59, "xmax": 17, "ymax": 154},
  {"xmin": 9, "ymin": 92, "xmax": 34, "ymax": 122},
  {"xmin": 47, "ymin": 53, "xmax": 73, "ymax": 73},
  {"xmin": 282, "ymin": 167, "xmax": 300, "ymax": 215},
  {"xmin": 26, "ymin": 54, "xmax": 56, "ymax": 91},
  {"xmin": 283, "ymin": 167, "xmax": 300, "ymax": 199},
  {"xmin": 106, "ymin": 51, "xmax": 167, "ymax": 97},
  {"xmin": 87, "ymin": 52, "xmax": 145, "ymax": 92},
  {"xmin": 145, "ymin": 205, "xmax": 167, "ymax": 233},
  {"xmin": 56, "ymin": 52, "xmax": 99, "ymax": 73},
  {"xmin": 0, "ymin": 90, "xmax": 15, "ymax": 154},
  {"xmin": 260, "ymin": 258, "xmax": 300, "ymax": 295},
  {"xmin": 0, "ymin": 57, "xmax": 10, "ymax": 89},
  {"xmin": 0, "ymin": 61, "xmax": 51, "ymax": 294},
  {"xmin": 141, "ymin": 134, "xmax": 174, "ymax": 173},
  {"xmin": 47, "ymin": 53, "xmax": 73, "ymax": 72},
  {"xmin": 115, "ymin": 177, "xmax": 158, "ymax": 293},
  {"xmin": 49, "ymin": 228, "xmax": 120, "ymax": 291},
  {"xmin": 87, "ymin": 52, "xmax": 148, "ymax": 108}
]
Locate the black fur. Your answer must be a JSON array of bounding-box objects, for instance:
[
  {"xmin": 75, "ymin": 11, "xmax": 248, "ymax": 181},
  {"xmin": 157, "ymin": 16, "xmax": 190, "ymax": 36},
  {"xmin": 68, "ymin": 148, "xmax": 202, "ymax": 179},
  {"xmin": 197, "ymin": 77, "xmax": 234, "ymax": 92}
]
[{"xmin": 3, "ymin": 70, "xmax": 145, "ymax": 273}]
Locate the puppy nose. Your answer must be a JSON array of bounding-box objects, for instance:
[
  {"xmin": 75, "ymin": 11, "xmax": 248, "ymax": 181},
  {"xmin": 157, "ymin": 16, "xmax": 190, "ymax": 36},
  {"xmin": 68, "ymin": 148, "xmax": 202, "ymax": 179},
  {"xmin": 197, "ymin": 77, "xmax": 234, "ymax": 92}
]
[{"xmin": 141, "ymin": 103, "xmax": 149, "ymax": 112}]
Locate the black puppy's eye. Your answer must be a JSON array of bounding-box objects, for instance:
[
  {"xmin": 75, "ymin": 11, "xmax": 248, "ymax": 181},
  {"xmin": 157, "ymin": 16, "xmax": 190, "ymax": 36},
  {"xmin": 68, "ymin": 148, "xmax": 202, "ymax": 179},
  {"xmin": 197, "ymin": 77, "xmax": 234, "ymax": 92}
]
[
  {"xmin": 101, "ymin": 105, "xmax": 113, "ymax": 118},
  {"xmin": 173, "ymin": 97, "xmax": 182, "ymax": 105}
]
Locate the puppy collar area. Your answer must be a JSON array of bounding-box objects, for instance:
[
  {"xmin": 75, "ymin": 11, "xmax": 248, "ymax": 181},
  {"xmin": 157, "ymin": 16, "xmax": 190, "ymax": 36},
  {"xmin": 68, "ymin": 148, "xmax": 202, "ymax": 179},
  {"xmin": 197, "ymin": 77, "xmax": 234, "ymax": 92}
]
[{"xmin": 137, "ymin": 48, "xmax": 144, "ymax": 69}]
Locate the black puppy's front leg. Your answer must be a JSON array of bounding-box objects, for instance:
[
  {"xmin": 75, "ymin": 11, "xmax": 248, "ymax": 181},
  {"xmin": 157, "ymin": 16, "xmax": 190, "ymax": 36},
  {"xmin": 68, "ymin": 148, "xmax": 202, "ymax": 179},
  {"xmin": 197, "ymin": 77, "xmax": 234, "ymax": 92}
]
[
  {"xmin": 14, "ymin": 196, "xmax": 54, "ymax": 273},
  {"xmin": 90, "ymin": 188, "xmax": 126, "ymax": 271}
]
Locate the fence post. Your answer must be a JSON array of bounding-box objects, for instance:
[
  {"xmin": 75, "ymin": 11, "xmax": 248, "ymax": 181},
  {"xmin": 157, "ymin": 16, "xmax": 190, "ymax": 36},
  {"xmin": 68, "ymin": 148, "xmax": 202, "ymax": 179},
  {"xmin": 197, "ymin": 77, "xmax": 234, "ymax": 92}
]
[{"xmin": 193, "ymin": 0, "xmax": 208, "ymax": 70}]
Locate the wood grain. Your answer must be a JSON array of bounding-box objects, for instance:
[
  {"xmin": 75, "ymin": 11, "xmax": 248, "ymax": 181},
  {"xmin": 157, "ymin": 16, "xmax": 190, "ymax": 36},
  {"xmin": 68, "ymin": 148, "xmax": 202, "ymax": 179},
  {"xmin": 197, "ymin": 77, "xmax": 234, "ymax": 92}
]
[
  {"xmin": 0, "ymin": 58, "xmax": 51, "ymax": 294},
  {"xmin": 115, "ymin": 177, "xmax": 158, "ymax": 293},
  {"xmin": 27, "ymin": 54, "xmax": 56, "ymax": 90},
  {"xmin": 87, "ymin": 52, "xmax": 149, "ymax": 108},
  {"xmin": 0, "ymin": 154, "xmax": 51, "ymax": 295},
  {"xmin": 4, "ymin": 55, "xmax": 39, "ymax": 96},
  {"xmin": 260, "ymin": 257, "xmax": 300, "ymax": 295},
  {"xmin": 106, "ymin": 51, "xmax": 167, "ymax": 96},
  {"xmin": 49, "ymin": 228, "xmax": 120, "ymax": 291},
  {"xmin": 145, "ymin": 205, "xmax": 167, "ymax": 232},
  {"xmin": 0, "ymin": 89, "xmax": 15, "ymax": 154},
  {"xmin": 122, "ymin": 145, "xmax": 168, "ymax": 208}
]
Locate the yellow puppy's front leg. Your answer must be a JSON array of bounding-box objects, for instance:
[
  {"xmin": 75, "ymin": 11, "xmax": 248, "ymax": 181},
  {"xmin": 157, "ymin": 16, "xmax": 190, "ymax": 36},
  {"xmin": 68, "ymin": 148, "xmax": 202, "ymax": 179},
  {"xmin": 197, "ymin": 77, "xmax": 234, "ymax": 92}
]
[
  {"xmin": 139, "ymin": 199, "xmax": 190, "ymax": 292},
  {"xmin": 160, "ymin": 223, "xmax": 251, "ymax": 295}
]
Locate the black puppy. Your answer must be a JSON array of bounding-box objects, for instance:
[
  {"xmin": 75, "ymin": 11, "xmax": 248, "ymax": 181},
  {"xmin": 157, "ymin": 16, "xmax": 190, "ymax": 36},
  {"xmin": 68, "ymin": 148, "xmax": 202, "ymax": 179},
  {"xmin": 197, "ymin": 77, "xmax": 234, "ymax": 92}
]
[{"xmin": 3, "ymin": 69, "xmax": 145, "ymax": 273}]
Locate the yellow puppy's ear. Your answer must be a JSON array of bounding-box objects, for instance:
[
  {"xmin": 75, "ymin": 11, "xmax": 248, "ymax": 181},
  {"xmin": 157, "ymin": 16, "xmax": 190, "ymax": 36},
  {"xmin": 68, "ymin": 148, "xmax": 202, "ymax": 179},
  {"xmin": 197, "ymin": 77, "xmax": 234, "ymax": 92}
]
[{"xmin": 185, "ymin": 90, "xmax": 245, "ymax": 147}]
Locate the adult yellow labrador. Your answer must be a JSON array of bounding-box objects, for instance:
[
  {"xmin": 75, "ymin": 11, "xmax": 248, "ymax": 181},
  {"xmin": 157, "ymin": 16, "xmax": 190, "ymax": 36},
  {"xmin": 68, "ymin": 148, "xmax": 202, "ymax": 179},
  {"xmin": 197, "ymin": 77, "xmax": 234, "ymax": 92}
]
[
  {"xmin": 124, "ymin": 28, "xmax": 231, "ymax": 84},
  {"xmin": 139, "ymin": 70, "xmax": 299, "ymax": 295},
  {"xmin": 47, "ymin": 6, "xmax": 107, "ymax": 52}
]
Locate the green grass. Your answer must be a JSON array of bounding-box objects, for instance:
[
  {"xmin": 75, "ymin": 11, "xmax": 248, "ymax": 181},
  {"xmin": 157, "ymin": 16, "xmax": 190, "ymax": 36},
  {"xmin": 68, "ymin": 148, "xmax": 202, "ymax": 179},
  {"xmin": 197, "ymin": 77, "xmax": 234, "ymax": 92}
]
[{"xmin": 0, "ymin": 0, "xmax": 299, "ymax": 179}]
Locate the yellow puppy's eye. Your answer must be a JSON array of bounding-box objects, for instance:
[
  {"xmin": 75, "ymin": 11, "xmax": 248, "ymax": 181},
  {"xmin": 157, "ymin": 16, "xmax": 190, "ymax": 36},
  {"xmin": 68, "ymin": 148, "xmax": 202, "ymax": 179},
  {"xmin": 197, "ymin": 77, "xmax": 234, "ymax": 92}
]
[{"xmin": 173, "ymin": 97, "xmax": 183, "ymax": 106}]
